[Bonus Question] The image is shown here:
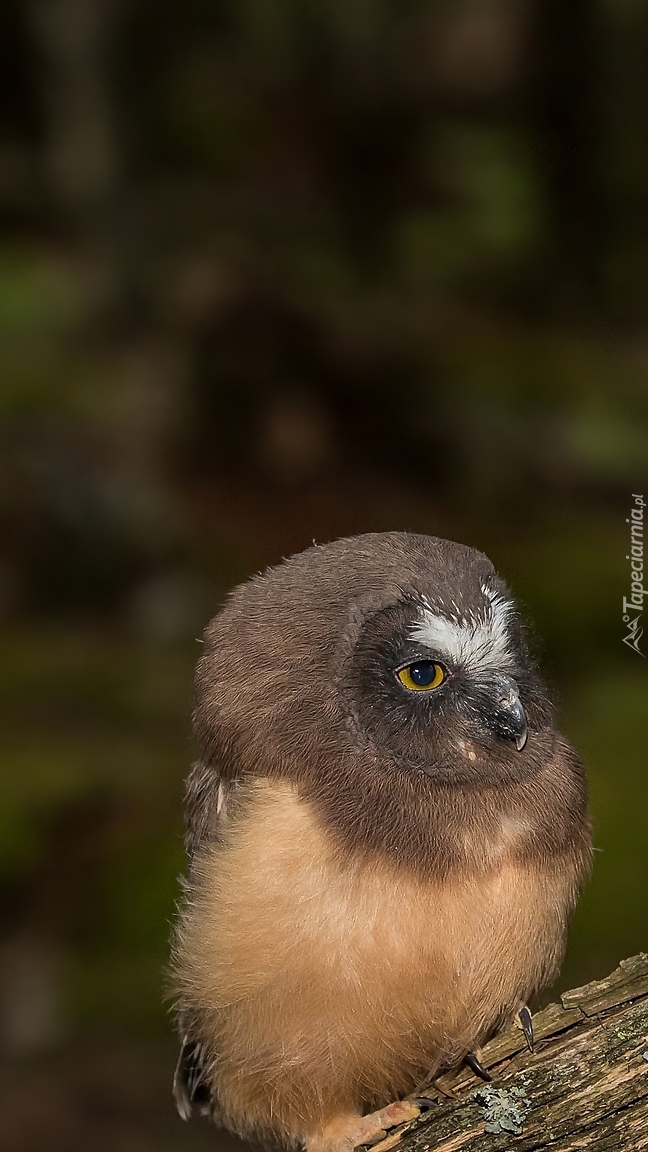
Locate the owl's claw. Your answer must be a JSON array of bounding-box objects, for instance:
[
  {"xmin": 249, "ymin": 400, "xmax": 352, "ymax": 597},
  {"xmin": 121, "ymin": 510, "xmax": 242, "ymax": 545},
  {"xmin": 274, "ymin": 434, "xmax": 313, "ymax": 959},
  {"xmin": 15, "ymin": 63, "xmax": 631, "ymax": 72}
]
[
  {"xmin": 410, "ymin": 1096, "xmax": 437, "ymax": 1111},
  {"xmin": 464, "ymin": 1051, "xmax": 492, "ymax": 1082},
  {"xmin": 516, "ymin": 1004, "xmax": 534, "ymax": 1052}
]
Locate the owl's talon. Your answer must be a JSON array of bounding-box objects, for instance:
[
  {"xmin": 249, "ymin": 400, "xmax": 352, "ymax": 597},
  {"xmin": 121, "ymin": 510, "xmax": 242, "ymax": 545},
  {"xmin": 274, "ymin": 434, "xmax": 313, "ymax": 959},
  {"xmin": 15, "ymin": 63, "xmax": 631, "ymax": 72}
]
[
  {"xmin": 516, "ymin": 1004, "xmax": 534, "ymax": 1052},
  {"xmin": 410, "ymin": 1095, "xmax": 437, "ymax": 1111},
  {"xmin": 464, "ymin": 1051, "xmax": 492, "ymax": 1082}
]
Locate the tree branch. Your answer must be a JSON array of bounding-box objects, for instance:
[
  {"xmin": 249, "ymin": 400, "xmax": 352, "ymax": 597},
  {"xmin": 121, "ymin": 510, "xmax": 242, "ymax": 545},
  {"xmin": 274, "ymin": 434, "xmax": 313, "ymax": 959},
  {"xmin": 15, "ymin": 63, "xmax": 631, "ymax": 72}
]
[{"xmin": 376, "ymin": 954, "xmax": 648, "ymax": 1151}]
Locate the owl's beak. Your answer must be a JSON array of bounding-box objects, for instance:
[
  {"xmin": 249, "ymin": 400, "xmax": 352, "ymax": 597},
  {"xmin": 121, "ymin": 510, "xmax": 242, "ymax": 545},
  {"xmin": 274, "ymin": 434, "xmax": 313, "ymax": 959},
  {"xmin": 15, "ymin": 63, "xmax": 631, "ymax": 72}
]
[{"xmin": 488, "ymin": 674, "xmax": 528, "ymax": 751}]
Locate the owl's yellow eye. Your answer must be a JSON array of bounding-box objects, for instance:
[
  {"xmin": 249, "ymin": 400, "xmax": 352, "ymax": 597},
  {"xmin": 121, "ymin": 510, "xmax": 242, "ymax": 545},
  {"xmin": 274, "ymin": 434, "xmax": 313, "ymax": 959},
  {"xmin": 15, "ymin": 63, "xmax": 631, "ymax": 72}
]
[{"xmin": 397, "ymin": 661, "xmax": 446, "ymax": 692}]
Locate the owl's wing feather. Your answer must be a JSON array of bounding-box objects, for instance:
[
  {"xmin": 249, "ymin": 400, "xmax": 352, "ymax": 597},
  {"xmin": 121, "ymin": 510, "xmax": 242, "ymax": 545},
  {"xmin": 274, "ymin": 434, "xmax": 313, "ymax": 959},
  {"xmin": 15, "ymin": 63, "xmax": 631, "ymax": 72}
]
[
  {"xmin": 175, "ymin": 759, "xmax": 236, "ymax": 1119},
  {"xmin": 184, "ymin": 758, "xmax": 234, "ymax": 862},
  {"xmin": 173, "ymin": 1027, "xmax": 215, "ymax": 1120}
]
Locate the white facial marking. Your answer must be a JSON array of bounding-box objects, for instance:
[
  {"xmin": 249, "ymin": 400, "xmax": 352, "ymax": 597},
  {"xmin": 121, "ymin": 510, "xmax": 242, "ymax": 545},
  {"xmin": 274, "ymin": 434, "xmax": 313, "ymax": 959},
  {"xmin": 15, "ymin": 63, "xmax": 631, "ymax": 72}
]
[{"xmin": 408, "ymin": 583, "xmax": 516, "ymax": 674}]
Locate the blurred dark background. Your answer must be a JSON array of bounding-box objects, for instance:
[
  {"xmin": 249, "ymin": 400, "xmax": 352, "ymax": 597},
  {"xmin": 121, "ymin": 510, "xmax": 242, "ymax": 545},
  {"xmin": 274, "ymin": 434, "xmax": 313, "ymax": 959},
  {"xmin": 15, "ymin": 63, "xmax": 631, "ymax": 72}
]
[{"xmin": 1, "ymin": 0, "xmax": 647, "ymax": 1149}]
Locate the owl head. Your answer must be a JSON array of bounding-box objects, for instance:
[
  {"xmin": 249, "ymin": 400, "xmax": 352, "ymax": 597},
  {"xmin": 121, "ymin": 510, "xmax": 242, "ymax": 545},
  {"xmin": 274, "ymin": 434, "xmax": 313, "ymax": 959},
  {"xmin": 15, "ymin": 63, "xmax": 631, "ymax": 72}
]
[{"xmin": 194, "ymin": 533, "xmax": 555, "ymax": 800}]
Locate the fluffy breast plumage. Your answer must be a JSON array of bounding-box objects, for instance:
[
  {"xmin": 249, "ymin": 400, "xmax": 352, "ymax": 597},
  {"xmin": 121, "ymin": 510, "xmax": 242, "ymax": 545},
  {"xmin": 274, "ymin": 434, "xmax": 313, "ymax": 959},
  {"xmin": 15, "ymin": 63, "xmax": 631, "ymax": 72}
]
[{"xmin": 173, "ymin": 776, "xmax": 585, "ymax": 1148}]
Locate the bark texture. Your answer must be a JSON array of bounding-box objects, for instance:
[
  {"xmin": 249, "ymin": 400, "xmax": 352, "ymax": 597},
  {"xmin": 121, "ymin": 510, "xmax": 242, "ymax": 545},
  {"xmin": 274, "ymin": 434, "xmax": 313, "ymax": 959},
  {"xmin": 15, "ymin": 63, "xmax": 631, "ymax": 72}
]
[{"xmin": 370, "ymin": 953, "xmax": 648, "ymax": 1152}]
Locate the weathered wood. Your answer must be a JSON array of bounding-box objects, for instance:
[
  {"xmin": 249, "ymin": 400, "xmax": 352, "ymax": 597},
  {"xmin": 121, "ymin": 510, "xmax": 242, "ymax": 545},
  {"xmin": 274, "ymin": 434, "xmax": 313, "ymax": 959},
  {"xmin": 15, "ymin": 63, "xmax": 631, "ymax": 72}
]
[{"xmin": 369, "ymin": 955, "xmax": 648, "ymax": 1152}]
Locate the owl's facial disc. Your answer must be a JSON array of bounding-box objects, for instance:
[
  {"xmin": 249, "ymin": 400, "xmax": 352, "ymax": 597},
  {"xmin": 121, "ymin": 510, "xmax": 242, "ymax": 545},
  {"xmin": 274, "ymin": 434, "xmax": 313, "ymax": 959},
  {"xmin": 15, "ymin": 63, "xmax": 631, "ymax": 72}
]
[
  {"xmin": 396, "ymin": 657, "xmax": 528, "ymax": 752},
  {"xmin": 407, "ymin": 588, "xmax": 529, "ymax": 753},
  {"xmin": 345, "ymin": 579, "xmax": 546, "ymax": 783}
]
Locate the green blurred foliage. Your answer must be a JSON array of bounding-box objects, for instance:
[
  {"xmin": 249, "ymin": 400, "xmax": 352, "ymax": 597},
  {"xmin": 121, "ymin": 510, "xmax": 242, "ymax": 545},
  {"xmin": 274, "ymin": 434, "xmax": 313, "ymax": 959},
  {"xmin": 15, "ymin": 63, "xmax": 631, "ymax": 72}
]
[{"xmin": 0, "ymin": 0, "xmax": 646, "ymax": 1148}]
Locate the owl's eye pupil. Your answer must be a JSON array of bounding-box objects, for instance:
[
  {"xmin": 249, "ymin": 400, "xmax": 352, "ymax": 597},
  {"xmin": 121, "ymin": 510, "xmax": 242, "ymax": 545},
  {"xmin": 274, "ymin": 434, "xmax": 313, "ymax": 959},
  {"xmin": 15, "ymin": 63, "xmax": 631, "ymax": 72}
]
[{"xmin": 397, "ymin": 660, "xmax": 445, "ymax": 692}]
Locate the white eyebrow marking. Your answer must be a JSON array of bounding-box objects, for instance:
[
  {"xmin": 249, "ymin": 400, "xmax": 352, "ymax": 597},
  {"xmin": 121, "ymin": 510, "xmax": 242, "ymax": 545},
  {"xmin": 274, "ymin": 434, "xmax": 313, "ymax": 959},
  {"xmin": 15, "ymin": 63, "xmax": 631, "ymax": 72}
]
[{"xmin": 408, "ymin": 583, "xmax": 516, "ymax": 673}]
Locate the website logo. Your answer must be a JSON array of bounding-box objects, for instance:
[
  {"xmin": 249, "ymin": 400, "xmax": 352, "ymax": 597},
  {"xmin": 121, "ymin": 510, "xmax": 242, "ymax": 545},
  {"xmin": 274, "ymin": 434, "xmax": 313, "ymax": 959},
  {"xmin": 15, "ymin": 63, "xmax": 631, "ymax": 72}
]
[{"xmin": 623, "ymin": 494, "xmax": 645, "ymax": 656}]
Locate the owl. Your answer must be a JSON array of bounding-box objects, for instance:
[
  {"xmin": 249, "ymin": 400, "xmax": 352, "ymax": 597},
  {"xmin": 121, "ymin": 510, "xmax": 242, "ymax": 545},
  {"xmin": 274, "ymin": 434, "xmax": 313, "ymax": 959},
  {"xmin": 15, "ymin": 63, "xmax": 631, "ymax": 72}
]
[{"xmin": 172, "ymin": 533, "xmax": 591, "ymax": 1152}]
